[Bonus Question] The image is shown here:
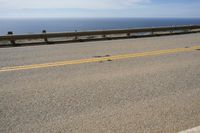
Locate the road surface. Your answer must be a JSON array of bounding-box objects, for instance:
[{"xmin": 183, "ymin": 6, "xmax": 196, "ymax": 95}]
[{"xmin": 1, "ymin": 33, "xmax": 200, "ymax": 133}]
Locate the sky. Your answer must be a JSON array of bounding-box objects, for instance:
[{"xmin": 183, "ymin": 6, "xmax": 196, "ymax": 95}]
[{"xmin": 0, "ymin": 0, "xmax": 200, "ymax": 18}]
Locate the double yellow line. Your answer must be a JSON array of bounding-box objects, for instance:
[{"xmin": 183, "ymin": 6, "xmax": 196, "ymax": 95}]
[{"xmin": 0, "ymin": 45, "xmax": 200, "ymax": 73}]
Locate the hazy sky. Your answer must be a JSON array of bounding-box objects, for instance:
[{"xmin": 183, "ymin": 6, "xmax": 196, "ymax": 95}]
[{"xmin": 0, "ymin": 0, "xmax": 200, "ymax": 18}]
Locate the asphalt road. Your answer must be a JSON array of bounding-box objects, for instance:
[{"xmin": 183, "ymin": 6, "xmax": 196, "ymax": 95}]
[{"xmin": 1, "ymin": 33, "xmax": 200, "ymax": 133}]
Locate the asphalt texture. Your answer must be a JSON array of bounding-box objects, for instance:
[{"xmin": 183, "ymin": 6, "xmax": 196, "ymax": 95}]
[{"xmin": 1, "ymin": 33, "xmax": 200, "ymax": 133}]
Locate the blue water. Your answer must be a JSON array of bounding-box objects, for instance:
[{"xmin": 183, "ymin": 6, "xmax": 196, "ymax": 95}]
[{"xmin": 0, "ymin": 18, "xmax": 200, "ymax": 35}]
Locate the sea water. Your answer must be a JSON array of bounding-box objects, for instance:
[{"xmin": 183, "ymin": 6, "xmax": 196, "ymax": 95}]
[{"xmin": 0, "ymin": 18, "xmax": 200, "ymax": 35}]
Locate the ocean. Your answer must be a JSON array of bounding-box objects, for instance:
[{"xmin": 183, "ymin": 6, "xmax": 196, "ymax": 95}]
[{"xmin": 0, "ymin": 18, "xmax": 200, "ymax": 35}]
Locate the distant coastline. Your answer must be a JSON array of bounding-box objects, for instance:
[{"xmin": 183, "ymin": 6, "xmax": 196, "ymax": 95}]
[{"xmin": 0, "ymin": 18, "xmax": 200, "ymax": 35}]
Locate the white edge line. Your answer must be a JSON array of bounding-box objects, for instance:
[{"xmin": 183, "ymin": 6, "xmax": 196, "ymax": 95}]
[{"xmin": 179, "ymin": 126, "xmax": 200, "ymax": 133}]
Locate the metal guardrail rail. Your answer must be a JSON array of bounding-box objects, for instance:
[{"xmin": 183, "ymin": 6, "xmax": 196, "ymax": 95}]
[{"xmin": 0, "ymin": 25, "xmax": 200, "ymax": 46}]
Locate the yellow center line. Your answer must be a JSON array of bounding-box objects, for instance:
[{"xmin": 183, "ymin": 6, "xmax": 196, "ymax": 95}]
[{"xmin": 0, "ymin": 45, "xmax": 200, "ymax": 73}]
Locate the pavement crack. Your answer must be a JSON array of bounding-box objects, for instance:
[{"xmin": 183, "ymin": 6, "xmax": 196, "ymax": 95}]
[
  {"xmin": 92, "ymin": 55, "xmax": 112, "ymax": 63},
  {"xmin": 105, "ymin": 55, "xmax": 111, "ymax": 57},
  {"xmin": 93, "ymin": 56, "xmax": 102, "ymax": 58},
  {"xmin": 93, "ymin": 55, "xmax": 111, "ymax": 58}
]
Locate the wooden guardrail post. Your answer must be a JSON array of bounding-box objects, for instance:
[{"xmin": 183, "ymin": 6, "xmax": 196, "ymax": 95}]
[
  {"xmin": 8, "ymin": 31, "xmax": 16, "ymax": 46},
  {"xmin": 170, "ymin": 25, "xmax": 175, "ymax": 34},
  {"xmin": 187, "ymin": 25, "xmax": 192, "ymax": 32},
  {"xmin": 75, "ymin": 30, "xmax": 78, "ymax": 40},
  {"xmin": 184, "ymin": 27, "xmax": 190, "ymax": 33},
  {"xmin": 151, "ymin": 28, "xmax": 154, "ymax": 35},
  {"xmin": 42, "ymin": 30, "xmax": 49, "ymax": 43},
  {"xmin": 102, "ymin": 34, "xmax": 106, "ymax": 38},
  {"xmin": 127, "ymin": 33, "xmax": 131, "ymax": 37}
]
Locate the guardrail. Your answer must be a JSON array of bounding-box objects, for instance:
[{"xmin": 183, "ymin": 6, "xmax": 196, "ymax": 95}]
[{"xmin": 0, "ymin": 25, "xmax": 200, "ymax": 46}]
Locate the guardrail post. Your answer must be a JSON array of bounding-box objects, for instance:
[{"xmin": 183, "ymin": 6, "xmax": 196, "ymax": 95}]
[
  {"xmin": 170, "ymin": 25, "xmax": 175, "ymax": 34},
  {"xmin": 151, "ymin": 28, "xmax": 154, "ymax": 35},
  {"xmin": 8, "ymin": 31, "xmax": 16, "ymax": 46},
  {"xmin": 188, "ymin": 25, "xmax": 192, "ymax": 32},
  {"xmin": 183, "ymin": 28, "xmax": 190, "ymax": 33},
  {"xmin": 42, "ymin": 30, "xmax": 49, "ymax": 43},
  {"xmin": 75, "ymin": 30, "xmax": 78, "ymax": 40},
  {"xmin": 184, "ymin": 29, "xmax": 188, "ymax": 33}
]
